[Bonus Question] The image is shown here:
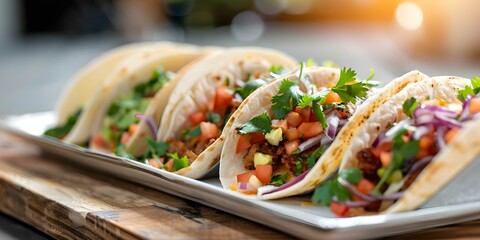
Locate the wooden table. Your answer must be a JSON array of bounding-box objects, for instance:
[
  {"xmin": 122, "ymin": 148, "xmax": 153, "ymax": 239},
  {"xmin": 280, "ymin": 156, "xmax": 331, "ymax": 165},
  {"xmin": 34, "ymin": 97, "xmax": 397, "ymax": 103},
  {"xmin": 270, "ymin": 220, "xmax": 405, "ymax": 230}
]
[{"xmin": 0, "ymin": 131, "xmax": 479, "ymax": 239}]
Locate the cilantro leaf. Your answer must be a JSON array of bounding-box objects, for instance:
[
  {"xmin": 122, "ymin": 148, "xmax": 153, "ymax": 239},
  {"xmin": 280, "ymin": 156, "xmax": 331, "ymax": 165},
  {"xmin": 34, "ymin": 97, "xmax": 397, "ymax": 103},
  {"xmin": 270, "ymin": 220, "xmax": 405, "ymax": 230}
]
[
  {"xmin": 114, "ymin": 144, "xmax": 135, "ymax": 160},
  {"xmin": 167, "ymin": 153, "xmax": 189, "ymax": 171},
  {"xmin": 458, "ymin": 76, "xmax": 480, "ymax": 101},
  {"xmin": 44, "ymin": 108, "xmax": 82, "ymax": 139},
  {"xmin": 402, "ymin": 97, "xmax": 419, "ymax": 117},
  {"xmin": 235, "ymin": 79, "xmax": 268, "ymax": 99},
  {"xmin": 312, "ymin": 178, "xmax": 351, "ymax": 206},
  {"xmin": 269, "ymin": 65, "xmax": 286, "ymax": 75},
  {"xmin": 295, "ymin": 159, "xmax": 303, "ymax": 176},
  {"xmin": 339, "ymin": 168, "xmax": 363, "ymax": 185},
  {"xmin": 373, "ymin": 129, "xmax": 419, "ymax": 193},
  {"xmin": 299, "ymin": 95, "xmax": 314, "ymax": 107},
  {"xmin": 238, "ymin": 112, "xmax": 272, "ymax": 134},
  {"xmin": 312, "ymin": 101, "xmax": 328, "ymax": 129},
  {"xmin": 145, "ymin": 139, "xmax": 169, "ymax": 159},
  {"xmin": 307, "ymin": 146, "xmax": 325, "ymax": 169},
  {"xmin": 271, "ymin": 80, "xmax": 304, "ymax": 119},
  {"xmin": 331, "ymin": 67, "xmax": 369, "ymax": 104},
  {"xmin": 366, "ymin": 68, "xmax": 375, "ymax": 81},
  {"xmin": 207, "ymin": 112, "xmax": 221, "ymax": 123},
  {"xmin": 182, "ymin": 126, "xmax": 201, "ymax": 140},
  {"xmin": 270, "ymin": 173, "xmax": 288, "ymax": 186}
]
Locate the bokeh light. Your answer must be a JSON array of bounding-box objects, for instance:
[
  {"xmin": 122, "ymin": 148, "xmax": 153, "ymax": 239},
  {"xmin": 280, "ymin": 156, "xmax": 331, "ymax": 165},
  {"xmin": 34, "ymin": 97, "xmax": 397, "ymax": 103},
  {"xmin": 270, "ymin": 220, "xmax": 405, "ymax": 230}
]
[
  {"xmin": 231, "ymin": 11, "xmax": 264, "ymax": 42},
  {"xmin": 395, "ymin": 2, "xmax": 424, "ymax": 30}
]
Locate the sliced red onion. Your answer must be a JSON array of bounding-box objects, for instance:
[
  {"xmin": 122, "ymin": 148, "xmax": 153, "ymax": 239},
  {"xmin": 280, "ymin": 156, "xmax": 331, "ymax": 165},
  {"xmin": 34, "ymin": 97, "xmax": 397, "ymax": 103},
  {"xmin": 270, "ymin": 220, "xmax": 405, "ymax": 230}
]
[
  {"xmin": 298, "ymin": 134, "xmax": 322, "ymax": 152},
  {"xmin": 370, "ymin": 191, "xmax": 404, "ymax": 201},
  {"xmin": 261, "ymin": 169, "xmax": 310, "ymax": 196},
  {"xmin": 385, "ymin": 119, "xmax": 410, "ymax": 139},
  {"xmin": 407, "ymin": 156, "xmax": 433, "ymax": 176},
  {"xmin": 135, "ymin": 114, "xmax": 158, "ymax": 138},
  {"xmin": 414, "ymin": 105, "xmax": 461, "ymax": 128},
  {"xmin": 372, "ymin": 132, "xmax": 386, "ymax": 148},
  {"xmin": 338, "ymin": 119, "xmax": 348, "ymax": 127},
  {"xmin": 320, "ymin": 135, "xmax": 333, "ymax": 146},
  {"xmin": 412, "ymin": 125, "xmax": 433, "ymax": 140},
  {"xmin": 415, "ymin": 105, "xmax": 458, "ymax": 119},
  {"xmin": 237, "ymin": 182, "xmax": 256, "ymax": 193},
  {"xmin": 338, "ymin": 178, "xmax": 377, "ymax": 202},
  {"xmin": 326, "ymin": 113, "xmax": 340, "ymax": 140},
  {"xmin": 461, "ymin": 112, "xmax": 480, "ymax": 122},
  {"xmin": 435, "ymin": 127, "xmax": 447, "ymax": 149},
  {"xmin": 459, "ymin": 95, "xmax": 472, "ymax": 121}
]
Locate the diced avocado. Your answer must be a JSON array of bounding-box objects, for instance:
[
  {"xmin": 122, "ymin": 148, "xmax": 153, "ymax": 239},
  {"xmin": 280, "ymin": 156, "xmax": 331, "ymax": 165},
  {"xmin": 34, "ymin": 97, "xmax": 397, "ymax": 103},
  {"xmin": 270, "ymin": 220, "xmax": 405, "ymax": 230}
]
[
  {"xmin": 377, "ymin": 168, "xmax": 385, "ymax": 178},
  {"xmin": 249, "ymin": 175, "xmax": 263, "ymax": 188},
  {"xmin": 387, "ymin": 170, "xmax": 403, "ymax": 184},
  {"xmin": 254, "ymin": 152, "xmax": 273, "ymax": 167},
  {"xmin": 265, "ymin": 128, "xmax": 283, "ymax": 146}
]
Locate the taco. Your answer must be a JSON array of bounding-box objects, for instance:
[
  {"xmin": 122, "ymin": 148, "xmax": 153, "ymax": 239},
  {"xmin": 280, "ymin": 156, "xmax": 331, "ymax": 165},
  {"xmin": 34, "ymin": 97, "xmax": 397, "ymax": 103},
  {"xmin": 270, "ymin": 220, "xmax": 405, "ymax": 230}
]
[
  {"xmin": 312, "ymin": 76, "xmax": 480, "ymax": 216},
  {"xmin": 45, "ymin": 42, "xmax": 193, "ymax": 140},
  {"xmin": 60, "ymin": 45, "xmax": 213, "ymax": 156},
  {"xmin": 143, "ymin": 47, "xmax": 298, "ymax": 179},
  {"xmin": 219, "ymin": 68, "xmax": 428, "ymax": 199}
]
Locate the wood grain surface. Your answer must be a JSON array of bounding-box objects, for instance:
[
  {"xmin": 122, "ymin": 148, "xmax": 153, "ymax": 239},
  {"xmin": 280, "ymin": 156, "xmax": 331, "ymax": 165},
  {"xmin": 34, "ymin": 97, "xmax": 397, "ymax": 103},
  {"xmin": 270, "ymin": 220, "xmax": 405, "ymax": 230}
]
[{"xmin": 0, "ymin": 131, "xmax": 478, "ymax": 239}]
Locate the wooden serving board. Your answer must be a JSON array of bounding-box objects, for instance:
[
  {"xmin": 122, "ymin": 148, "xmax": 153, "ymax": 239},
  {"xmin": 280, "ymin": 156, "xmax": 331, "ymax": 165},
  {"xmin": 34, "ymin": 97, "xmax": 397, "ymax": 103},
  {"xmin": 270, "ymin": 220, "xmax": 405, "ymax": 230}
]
[{"xmin": 0, "ymin": 131, "xmax": 479, "ymax": 239}]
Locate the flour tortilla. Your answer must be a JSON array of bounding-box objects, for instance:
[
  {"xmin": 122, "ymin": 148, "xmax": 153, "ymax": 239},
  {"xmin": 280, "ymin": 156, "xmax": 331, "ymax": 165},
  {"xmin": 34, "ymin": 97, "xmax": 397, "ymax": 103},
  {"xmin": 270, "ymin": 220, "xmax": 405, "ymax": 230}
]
[
  {"xmin": 157, "ymin": 47, "xmax": 298, "ymax": 179},
  {"xmin": 219, "ymin": 69, "xmax": 429, "ymax": 200},
  {"xmin": 339, "ymin": 76, "xmax": 480, "ymax": 214},
  {"xmin": 55, "ymin": 42, "xmax": 185, "ymax": 125},
  {"xmin": 64, "ymin": 45, "xmax": 214, "ymax": 146}
]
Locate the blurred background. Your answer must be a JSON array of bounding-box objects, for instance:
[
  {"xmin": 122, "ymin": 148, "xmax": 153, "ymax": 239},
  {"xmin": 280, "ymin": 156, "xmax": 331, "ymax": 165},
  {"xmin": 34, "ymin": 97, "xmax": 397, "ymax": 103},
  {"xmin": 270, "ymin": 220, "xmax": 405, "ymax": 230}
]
[{"xmin": 0, "ymin": 0, "xmax": 480, "ymax": 116}]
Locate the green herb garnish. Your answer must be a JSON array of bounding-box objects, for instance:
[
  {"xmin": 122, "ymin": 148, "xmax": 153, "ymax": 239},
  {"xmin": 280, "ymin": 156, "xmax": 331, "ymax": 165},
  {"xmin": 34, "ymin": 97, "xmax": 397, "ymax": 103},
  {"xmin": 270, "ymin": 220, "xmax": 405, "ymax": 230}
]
[
  {"xmin": 44, "ymin": 108, "xmax": 82, "ymax": 139},
  {"xmin": 339, "ymin": 168, "xmax": 363, "ymax": 185},
  {"xmin": 270, "ymin": 173, "xmax": 288, "ymax": 186},
  {"xmin": 167, "ymin": 153, "xmax": 189, "ymax": 171},
  {"xmin": 402, "ymin": 97, "xmax": 419, "ymax": 118},
  {"xmin": 145, "ymin": 139, "xmax": 169, "ymax": 159},
  {"xmin": 312, "ymin": 178, "xmax": 352, "ymax": 206},
  {"xmin": 306, "ymin": 146, "xmax": 325, "ymax": 169},
  {"xmin": 458, "ymin": 76, "xmax": 480, "ymax": 101},
  {"xmin": 207, "ymin": 112, "xmax": 221, "ymax": 123},
  {"xmin": 235, "ymin": 79, "xmax": 268, "ymax": 99},
  {"xmin": 271, "ymin": 80, "xmax": 304, "ymax": 119},
  {"xmin": 238, "ymin": 112, "xmax": 272, "ymax": 134}
]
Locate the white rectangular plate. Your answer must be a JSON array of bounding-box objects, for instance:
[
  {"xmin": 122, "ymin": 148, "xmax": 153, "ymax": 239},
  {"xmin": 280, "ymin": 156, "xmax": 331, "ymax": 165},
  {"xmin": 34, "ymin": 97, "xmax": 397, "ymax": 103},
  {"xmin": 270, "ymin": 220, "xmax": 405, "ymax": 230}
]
[{"xmin": 2, "ymin": 112, "xmax": 480, "ymax": 239}]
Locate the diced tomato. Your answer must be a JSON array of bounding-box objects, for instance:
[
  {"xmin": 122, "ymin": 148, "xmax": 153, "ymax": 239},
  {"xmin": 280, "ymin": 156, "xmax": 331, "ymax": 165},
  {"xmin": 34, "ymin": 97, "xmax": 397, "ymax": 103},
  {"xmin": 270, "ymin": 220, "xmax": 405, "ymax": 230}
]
[
  {"xmin": 207, "ymin": 100, "xmax": 215, "ymax": 112},
  {"xmin": 286, "ymin": 128, "xmax": 300, "ymax": 141},
  {"xmin": 148, "ymin": 158, "xmax": 164, "ymax": 168},
  {"xmin": 419, "ymin": 136, "xmax": 434, "ymax": 150},
  {"xmin": 165, "ymin": 159, "xmax": 174, "ymax": 172},
  {"xmin": 199, "ymin": 122, "xmax": 219, "ymax": 141},
  {"xmin": 189, "ymin": 112, "xmax": 206, "ymax": 125},
  {"xmin": 371, "ymin": 141, "xmax": 393, "ymax": 158},
  {"xmin": 469, "ymin": 98, "xmax": 480, "ymax": 114},
  {"xmin": 285, "ymin": 111, "xmax": 302, "ymax": 128},
  {"xmin": 298, "ymin": 122, "xmax": 323, "ymax": 139},
  {"xmin": 380, "ymin": 151, "xmax": 391, "ymax": 168},
  {"xmin": 298, "ymin": 106, "xmax": 311, "ymax": 122},
  {"xmin": 90, "ymin": 134, "xmax": 111, "ymax": 151},
  {"xmin": 415, "ymin": 148, "xmax": 431, "ymax": 160},
  {"xmin": 330, "ymin": 202, "xmax": 349, "ymax": 217},
  {"xmin": 325, "ymin": 92, "xmax": 342, "ymax": 105},
  {"xmin": 309, "ymin": 108, "xmax": 318, "ymax": 122},
  {"xmin": 236, "ymin": 135, "xmax": 252, "ymax": 153},
  {"xmin": 444, "ymin": 128, "xmax": 459, "ymax": 143},
  {"xmin": 272, "ymin": 119, "xmax": 288, "ymax": 133},
  {"xmin": 356, "ymin": 178, "xmax": 375, "ymax": 194},
  {"xmin": 120, "ymin": 132, "xmax": 131, "ymax": 145},
  {"xmin": 285, "ymin": 140, "xmax": 300, "ymax": 155},
  {"xmin": 214, "ymin": 86, "xmax": 233, "ymax": 111},
  {"xmin": 255, "ymin": 165, "xmax": 273, "ymax": 184},
  {"xmin": 249, "ymin": 133, "xmax": 265, "ymax": 144},
  {"xmin": 128, "ymin": 124, "xmax": 138, "ymax": 135},
  {"xmin": 237, "ymin": 170, "xmax": 255, "ymax": 183}
]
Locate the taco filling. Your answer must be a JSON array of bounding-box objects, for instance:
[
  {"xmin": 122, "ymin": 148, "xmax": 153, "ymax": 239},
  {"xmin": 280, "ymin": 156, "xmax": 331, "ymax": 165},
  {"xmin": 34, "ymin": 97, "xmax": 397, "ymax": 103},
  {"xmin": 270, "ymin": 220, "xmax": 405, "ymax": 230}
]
[
  {"xmin": 312, "ymin": 78, "xmax": 480, "ymax": 217},
  {"xmin": 44, "ymin": 108, "xmax": 82, "ymax": 139},
  {"xmin": 144, "ymin": 62, "xmax": 288, "ymax": 172},
  {"xmin": 233, "ymin": 67, "xmax": 373, "ymax": 194},
  {"xmin": 89, "ymin": 68, "xmax": 174, "ymax": 156}
]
